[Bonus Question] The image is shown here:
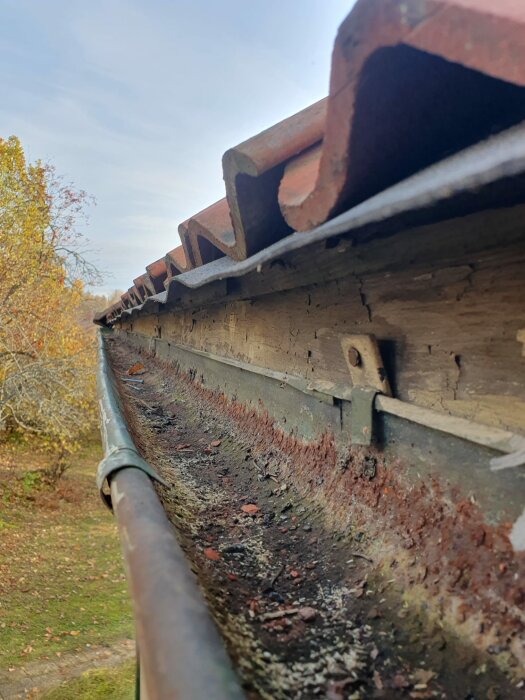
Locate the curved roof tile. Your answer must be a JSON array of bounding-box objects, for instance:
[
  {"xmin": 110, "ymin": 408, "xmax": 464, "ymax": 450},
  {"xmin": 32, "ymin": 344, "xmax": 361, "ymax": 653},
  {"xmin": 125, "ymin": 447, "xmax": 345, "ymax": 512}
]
[
  {"xmin": 96, "ymin": 0, "xmax": 525, "ymax": 324},
  {"xmin": 279, "ymin": 0, "xmax": 525, "ymax": 230}
]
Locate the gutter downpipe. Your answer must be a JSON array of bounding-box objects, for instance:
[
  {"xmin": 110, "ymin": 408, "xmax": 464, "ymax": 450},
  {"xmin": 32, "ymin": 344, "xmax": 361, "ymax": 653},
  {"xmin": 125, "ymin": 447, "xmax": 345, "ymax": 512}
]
[{"xmin": 96, "ymin": 329, "xmax": 245, "ymax": 700}]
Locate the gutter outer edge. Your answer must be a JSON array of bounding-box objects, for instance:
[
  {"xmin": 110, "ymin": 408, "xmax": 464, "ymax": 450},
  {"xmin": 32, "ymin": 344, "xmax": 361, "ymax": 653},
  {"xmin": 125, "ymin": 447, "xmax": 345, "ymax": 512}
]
[
  {"xmin": 96, "ymin": 330, "xmax": 167, "ymax": 510},
  {"xmin": 96, "ymin": 329, "xmax": 246, "ymax": 700}
]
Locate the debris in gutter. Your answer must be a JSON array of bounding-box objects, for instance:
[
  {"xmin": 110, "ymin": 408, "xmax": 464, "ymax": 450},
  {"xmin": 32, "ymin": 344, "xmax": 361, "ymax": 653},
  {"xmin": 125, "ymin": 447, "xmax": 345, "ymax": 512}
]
[
  {"xmin": 176, "ymin": 443, "xmax": 191, "ymax": 451},
  {"xmin": 347, "ymin": 553, "xmax": 373, "ymax": 564},
  {"xmin": 204, "ymin": 547, "xmax": 221, "ymax": 561},
  {"xmin": 241, "ymin": 503, "xmax": 260, "ymax": 514},
  {"xmin": 258, "ymin": 608, "xmax": 299, "ymax": 622},
  {"xmin": 298, "ymin": 606, "xmax": 317, "ymax": 622},
  {"xmin": 260, "ymin": 564, "xmax": 284, "ymax": 593},
  {"xmin": 509, "ymin": 508, "xmax": 525, "ymax": 552},
  {"xmin": 105, "ymin": 339, "xmax": 524, "ymax": 699}
]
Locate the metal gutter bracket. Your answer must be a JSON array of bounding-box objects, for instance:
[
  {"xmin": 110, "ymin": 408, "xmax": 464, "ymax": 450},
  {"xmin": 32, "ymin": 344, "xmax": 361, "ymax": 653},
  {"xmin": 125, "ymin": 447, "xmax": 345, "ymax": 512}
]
[
  {"xmin": 158, "ymin": 339, "xmax": 524, "ymax": 458},
  {"xmin": 342, "ymin": 334, "xmax": 391, "ymax": 446},
  {"xmin": 97, "ymin": 446, "xmax": 167, "ymax": 511},
  {"xmin": 350, "ymin": 386, "xmax": 378, "ymax": 445}
]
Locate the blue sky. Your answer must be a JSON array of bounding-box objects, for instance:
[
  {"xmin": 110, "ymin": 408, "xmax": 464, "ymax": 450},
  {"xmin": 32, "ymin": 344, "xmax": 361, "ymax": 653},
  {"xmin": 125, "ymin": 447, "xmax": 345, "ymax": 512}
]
[{"xmin": 0, "ymin": 1, "xmax": 351, "ymax": 294}]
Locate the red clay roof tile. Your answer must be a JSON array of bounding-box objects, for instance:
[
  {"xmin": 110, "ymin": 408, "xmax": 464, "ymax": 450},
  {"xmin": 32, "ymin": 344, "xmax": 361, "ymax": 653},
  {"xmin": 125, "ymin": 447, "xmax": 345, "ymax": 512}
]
[
  {"xmin": 97, "ymin": 0, "xmax": 525, "ymax": 323},
  {"xmin": 128, "ymin": 286, "xmax": 142, "ymax": 306},
  {"xmin": 279, "ymin": 0, "xmax": 525, "ymax": 231},
  {"xmin": 133, "ymin": 273, "xmax": 155, "ymax": 302},
  {"xmin": 146, "ymin": 258, "xmax": 167, "ymax": 280},
  {"xmin": 120, "ymin": 292, "xmax": 132, "ymax": 310},
  {"xmin": 179, "ymin": 198, "xmax": 236, "ymax": 266},
  {"xmin": 165, "ymin": 245, "xmax": 190, "ymax": 282},
  {"xmin": 145, "ymin": 258, "xmax": 168, "ymax": 294},
  {"xmin": 107, "ymin": 301, "xmax": 122, "ymax": 322},
  {"xmin": 222, "ymin": 98, "xmax": 326, "ymax": 257}
]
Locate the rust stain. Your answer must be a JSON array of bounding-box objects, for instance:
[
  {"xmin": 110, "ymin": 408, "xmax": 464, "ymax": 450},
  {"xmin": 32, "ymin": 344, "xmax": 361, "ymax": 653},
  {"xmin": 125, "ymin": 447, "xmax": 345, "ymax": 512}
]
[{"xmin": 159, "ymin": 356, "xmax": 525, "ymax": 666}]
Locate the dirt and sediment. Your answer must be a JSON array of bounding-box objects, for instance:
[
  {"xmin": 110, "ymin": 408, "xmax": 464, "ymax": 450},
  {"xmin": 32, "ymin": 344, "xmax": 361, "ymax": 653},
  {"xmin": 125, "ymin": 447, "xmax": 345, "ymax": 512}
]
[{"xmin": 106, "ymin": 336, "xmax": 525, "ymax": 699}]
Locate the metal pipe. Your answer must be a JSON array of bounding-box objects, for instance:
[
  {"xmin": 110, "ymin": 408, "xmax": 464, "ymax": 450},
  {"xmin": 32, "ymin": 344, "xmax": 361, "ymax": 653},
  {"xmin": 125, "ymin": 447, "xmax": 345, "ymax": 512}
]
[
  {"xmin": 97, "ymin": 330, "xmax": 245, "ymax": 700},
  {"xmin": 110, "ymin": 468, "xmax": 244, "ymax": 700}
]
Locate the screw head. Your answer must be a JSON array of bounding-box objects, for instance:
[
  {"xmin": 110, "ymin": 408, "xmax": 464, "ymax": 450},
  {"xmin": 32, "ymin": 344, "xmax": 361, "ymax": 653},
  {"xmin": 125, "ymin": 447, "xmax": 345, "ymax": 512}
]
[{"xmin": 348, "ymin": 346, "xmax": 361, "ymax": 367}]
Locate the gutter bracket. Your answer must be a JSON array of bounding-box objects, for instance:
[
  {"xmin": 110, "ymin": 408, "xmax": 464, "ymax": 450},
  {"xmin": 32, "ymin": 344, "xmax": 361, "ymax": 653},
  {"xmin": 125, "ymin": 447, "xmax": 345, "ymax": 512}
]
[
  {"xmin": 97, "ymin": 447, "xmax": 168, "ymax": 512},
  {"xmin": 350, "ymin": 387, "xmax": 379, "ymax": 446},
  {"xmin": 341, "ymin": 334, "xmax": 391, "ymax": 446}
]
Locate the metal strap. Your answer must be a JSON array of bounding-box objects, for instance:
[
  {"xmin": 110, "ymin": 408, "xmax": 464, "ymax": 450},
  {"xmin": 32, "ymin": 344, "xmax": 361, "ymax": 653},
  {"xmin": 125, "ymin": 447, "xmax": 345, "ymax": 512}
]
[
  {"xmin": 350, "ymin": 387, "xmax": 378, "ymax": 446},
  {"xmin": 97, "ymin": 446, "xmax": 167, "ymax": 511}
]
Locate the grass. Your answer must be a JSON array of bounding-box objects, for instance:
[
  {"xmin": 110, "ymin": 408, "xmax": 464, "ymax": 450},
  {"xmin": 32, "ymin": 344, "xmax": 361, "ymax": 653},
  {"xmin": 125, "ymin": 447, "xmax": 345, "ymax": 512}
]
[
  {"xmin": 41, "ymin": 660, "xmax": 135, "ymax": 699},
  {"xmin": 0, "ymin": 436, "xmax": 134, "ymax": 686}
]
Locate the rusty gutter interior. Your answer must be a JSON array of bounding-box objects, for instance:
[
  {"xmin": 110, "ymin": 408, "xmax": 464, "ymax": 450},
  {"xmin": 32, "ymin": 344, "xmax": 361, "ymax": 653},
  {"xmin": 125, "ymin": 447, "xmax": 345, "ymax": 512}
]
[{"xmin": 99, "ymin": 325, "xmax": 525, "ymax": 698}]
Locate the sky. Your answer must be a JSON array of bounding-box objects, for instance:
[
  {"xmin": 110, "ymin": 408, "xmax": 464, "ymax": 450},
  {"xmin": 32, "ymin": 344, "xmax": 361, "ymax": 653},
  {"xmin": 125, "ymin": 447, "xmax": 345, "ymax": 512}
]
[{"xmin": 0, "ymin": 0, "xmax": 351, "ymax": 295}]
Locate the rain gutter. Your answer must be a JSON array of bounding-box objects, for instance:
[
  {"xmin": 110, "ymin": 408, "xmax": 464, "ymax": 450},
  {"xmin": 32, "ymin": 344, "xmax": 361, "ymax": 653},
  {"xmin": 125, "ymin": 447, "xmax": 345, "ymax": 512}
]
[{"xmin": 96, "ymin": 329, "xmax": 245, "ymax": 700}]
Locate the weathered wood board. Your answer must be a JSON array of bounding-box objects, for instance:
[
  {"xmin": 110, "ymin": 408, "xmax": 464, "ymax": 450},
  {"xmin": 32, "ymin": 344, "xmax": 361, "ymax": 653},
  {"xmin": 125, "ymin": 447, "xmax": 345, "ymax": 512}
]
[{"xmin": 120, "ymin": 204, "xmax": 525, "ymax": 433}]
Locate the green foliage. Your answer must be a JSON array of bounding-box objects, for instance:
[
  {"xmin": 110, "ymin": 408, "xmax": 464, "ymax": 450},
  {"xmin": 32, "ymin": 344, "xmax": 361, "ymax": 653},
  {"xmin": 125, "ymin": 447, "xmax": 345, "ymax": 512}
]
[
  {"xmin": 41, "ymin": 661, "xmax": 135, "ymax": 700},
  {"xmin": 0, "ymin": 440, "xmax": 133, "ymax": 669},
  {"xmin": 0, "ymin": 135, "xmax": 99, "ymax": 474},
  {"xmin": 22, "ymin": 469, "xmax": 41, "ymax": 494}
]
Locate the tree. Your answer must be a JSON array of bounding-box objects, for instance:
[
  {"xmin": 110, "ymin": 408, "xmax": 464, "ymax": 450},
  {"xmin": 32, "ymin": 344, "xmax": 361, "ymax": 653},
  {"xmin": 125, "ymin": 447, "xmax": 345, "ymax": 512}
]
[
  {"xmin": 107, "ymin": 289, "xmax": 125, "ymax": 306},
  {"xmin": 0, "ymin": 135, "xmax": 99, "ymax": 481}
]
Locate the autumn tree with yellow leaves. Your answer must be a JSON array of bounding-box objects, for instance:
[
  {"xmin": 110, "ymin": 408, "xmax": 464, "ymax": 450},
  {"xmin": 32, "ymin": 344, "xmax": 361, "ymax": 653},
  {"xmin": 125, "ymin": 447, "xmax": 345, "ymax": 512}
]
[{"xmin": 0, "ymin": 135, "xmax": 99, "ymax": 481}]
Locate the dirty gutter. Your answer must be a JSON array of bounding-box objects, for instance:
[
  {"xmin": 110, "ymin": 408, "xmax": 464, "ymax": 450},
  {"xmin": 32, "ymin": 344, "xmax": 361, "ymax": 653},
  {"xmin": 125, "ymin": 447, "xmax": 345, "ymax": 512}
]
[{"xmin": 96, "ymin": 330, "xmax": 245, "ymax": 700}]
